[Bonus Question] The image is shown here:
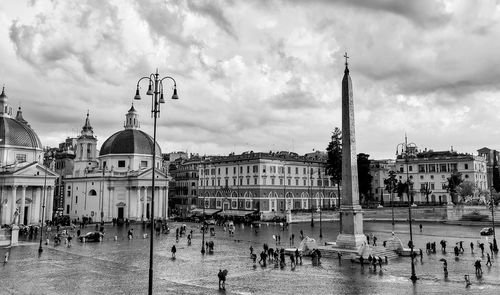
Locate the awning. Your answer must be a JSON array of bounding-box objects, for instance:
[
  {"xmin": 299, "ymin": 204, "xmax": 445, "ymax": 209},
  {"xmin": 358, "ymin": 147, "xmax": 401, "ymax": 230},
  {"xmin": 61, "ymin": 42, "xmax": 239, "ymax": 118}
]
[
  {"xmin": 190, "ymin": 208, "xmax": 222, "ymax": 216},
  {"xmin": 218, "ymin": 210, "xmax": 256, "ymax": 217}
]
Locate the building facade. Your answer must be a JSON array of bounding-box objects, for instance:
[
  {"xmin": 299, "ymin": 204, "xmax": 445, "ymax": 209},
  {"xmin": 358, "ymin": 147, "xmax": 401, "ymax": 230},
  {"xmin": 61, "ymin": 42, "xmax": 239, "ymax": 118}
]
[
  {"xmin": 369, "ymin": 159, "xmax": 395, "ymax": 203},
  {"xmin": 63, "ymin": 105, "xmax": 169, "ymax": 222},
  {"xmin": 0, "ymin": 87, "xmax": 58, "ymax": 225},
  {"xmin": 197, "ymin": 151, "xmax": 338, "ymax": 220},
  {"xmin": 395, "ymin": 149, "xmax": 488, "ymax": 204}
]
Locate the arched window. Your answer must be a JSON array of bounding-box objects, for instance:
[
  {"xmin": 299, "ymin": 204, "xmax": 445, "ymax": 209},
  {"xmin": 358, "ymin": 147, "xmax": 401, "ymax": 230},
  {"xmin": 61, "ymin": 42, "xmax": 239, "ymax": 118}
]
[{"xmin": 89, "ymin": 189, "xmax": 97, "ymax": 196}]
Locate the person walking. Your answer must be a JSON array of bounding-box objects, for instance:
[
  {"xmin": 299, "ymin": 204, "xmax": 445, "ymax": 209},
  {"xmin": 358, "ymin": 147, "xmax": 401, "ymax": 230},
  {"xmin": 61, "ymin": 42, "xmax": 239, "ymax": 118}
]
[
  {"xmin": 4, "ymin": 251, "xmax": 9, "ymax": 264},
  {"xmin": 171, "ymin": 245, "xmax": 177, "ymax": 258},
  {"xmin": 479, "ymin": 243, "xmax": 485, "ymax": 255},
  {"xmin": 442, "ymin": 259, "xmax": 448, "ymax": 277},
  {"xmin": 459, "ymin": 241, "xmax": 464, "ymax": 252},
  {"xmin": 470, "ymin": 242, "xmax": 474, "ymax": 253},
  {"xmin": 486, "ymin": 253, "xmax": 492, "ymax": 266},
  {"xmin": 419, "ymin": 224, "xmax": 423, "ymax": 232},
  {"xmin": 373, "ymin": 236, "xmax": 377, "ymax": 246}
]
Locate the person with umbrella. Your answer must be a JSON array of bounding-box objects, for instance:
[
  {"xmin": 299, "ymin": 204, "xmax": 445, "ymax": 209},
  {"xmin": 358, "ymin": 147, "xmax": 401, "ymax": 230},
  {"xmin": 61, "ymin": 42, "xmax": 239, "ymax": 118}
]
[{"xmin": 440, "ymin": 258, "xmax": 448, "ymax": 277}]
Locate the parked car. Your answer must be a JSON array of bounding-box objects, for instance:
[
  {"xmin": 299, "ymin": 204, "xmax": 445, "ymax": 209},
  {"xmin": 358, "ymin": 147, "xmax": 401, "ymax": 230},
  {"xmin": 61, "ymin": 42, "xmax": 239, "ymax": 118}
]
[
  {"xmin": 79, "ymin": 231, "xmax": 104, "ymax": 242},
  {"xmin": 480, "ymin": 227, "xmax": 494, "ymax": 236}
]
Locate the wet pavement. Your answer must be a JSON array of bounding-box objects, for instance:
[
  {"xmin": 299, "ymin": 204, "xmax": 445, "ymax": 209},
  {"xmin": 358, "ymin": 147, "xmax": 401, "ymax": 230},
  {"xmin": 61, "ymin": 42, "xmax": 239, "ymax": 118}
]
[{"xmin": 1, "ymin": 220, "xmax": 500, "ymax": 294}]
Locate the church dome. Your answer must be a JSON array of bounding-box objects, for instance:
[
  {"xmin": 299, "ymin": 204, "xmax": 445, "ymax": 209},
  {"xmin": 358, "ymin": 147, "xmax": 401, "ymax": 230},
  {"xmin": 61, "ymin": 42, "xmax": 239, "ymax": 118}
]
[
  {"xmin": 0, "ymin": 116, "xmax": 42, "ymax": 149},
  {"xmin": 99, "ymin": 129, "xmax": 161, "ymax": 157}
]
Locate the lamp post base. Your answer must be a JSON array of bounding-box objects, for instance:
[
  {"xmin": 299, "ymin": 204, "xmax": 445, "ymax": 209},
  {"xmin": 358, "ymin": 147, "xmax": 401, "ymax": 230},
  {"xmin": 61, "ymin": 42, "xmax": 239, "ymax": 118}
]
[{"xmin": 410, "ymin": 274, "xmax": 418, "ymax": 283}]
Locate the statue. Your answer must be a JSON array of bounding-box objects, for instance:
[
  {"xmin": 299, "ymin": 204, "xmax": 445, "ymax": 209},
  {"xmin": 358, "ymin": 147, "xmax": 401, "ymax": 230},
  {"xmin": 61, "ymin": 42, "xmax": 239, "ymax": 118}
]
[{"xmin": 12, "ymin": 208, "xmax": 19, "ymax": 225}]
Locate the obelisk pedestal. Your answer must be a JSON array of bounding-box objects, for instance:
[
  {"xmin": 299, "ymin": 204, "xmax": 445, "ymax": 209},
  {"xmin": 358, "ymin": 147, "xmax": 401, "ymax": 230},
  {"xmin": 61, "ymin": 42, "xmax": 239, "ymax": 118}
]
[{"xmin": 335, "ymin": 54, "xmax": 367, "ymax": 250}]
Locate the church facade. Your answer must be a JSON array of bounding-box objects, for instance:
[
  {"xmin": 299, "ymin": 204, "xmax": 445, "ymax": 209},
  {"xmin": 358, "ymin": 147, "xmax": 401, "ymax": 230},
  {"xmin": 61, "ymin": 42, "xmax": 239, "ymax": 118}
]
[
  {"xmin": 63, "ymin": 105, "xmax": 169, "ymax": 222},
  {"xmin": 0, "ymin": 87, "xmax": 58, "ymax": 226}
]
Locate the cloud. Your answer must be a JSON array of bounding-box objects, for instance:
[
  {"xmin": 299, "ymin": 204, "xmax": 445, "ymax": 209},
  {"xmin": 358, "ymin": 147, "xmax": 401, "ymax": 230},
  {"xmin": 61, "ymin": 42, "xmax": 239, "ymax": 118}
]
[{"xmin": 187, "ymin": 0, "xmax": 237, "ymax": 39}]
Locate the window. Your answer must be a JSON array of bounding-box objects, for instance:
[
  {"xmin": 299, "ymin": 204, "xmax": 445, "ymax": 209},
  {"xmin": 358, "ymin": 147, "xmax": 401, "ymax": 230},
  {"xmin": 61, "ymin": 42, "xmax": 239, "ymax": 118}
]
[
  {"xmin": 247, "ymin": 179, "xmax": 250, "ymax": 185},
  {"xmin": 141, "ymin": 161, "xmax": 148, "ymax": 168},
  {"xmin": 253, "ymin": 165, "xmax": 258, "ymax": 173},
  {"xmin": 218, "ymin": 168, "xmax": 220, "ymax": 174},
  {"xmin": 295, "ymin": 167, "xmax": 299, "ymax": 174},
  {"xmin": 254, "ymin": 178, "xmax": 258, "ymax": 185},
  {"xmin": 303, "ymin": 168, "xmax": 306, "ymax": 174},
  {"xmin": 211, "ymin": 168, "xmax": 215, "ymax": 175},
  {"xmin": 418, "ymin": 165, "xmax": 425, "ymax": 172},
  {"xmin": 262, "ymin": 165, "xmax": 266, "ymax": 173},
  {"xmin": 280, "ymin": 179, "xmax": 283, "ymax": 185},
  {"xmin": 429, "ymin": 165, "xmax": 436, "ymax": 172},
  {"xmin": 430, "ymin": 175, "xmax": 434, "ymax": 179},
  {"xmin": 420, "ymin": 175, "xmax": 424, "ymax": 180},
  {"xmin": 233, "ymin": 179, "xmax": 236, "ymax": 185},
  {"xmin": 288, "ymin": 179, "xmax": 291, "ymax": 186},
  {"xmin": 75, "ymin": 196, "xmax": 78, "ymax": 204},
  {"xmin": 409, "ymin": 165, "xmax": 413, "ymax": 172},
  {"xmin": 440, "ymin": 164, "xmax": 447, "ymax": 172},
  {"xmin": 296, "ymin": 179, "xmax": 299, "ymax": 185},
  {"xmin": 430, "ymin": 183, "xmax": 435, "ymax": 190},
  {"xmin": 288, "ymin": 167, "xmax": 291, "ymax": 174},
  {"xmin": 420, "ymin": 183, "xmax": 426, "ymax": 189},
  {"xmin": 67, "ymin": 191, "xmax": 71, "ymax": 197},
  {"xmin": 271, "ymin": 179, "xmax": 275, "ymax": 185},
  {"xmin": 16, "ymin": 154, "xmax": 27, "ymax": 163},
  {"xmin": 400, "ymin": 167, "xmax": 404, "ymax": 173},
  {"xmin": 247, "ymin": 166, "xmax": 250, "ymax": 173},
  {"xmin": 225, "ymin": 167, "xmax": 228, "ymax": 174},
  {"xmin": 240, "ymin": 166, "xmax": 243, "ymax": 174},
  {"xmin": 303, "ymin": 179, "xmax": 306, "ymax": 186},
  {"xmin": 465, "ymin": 174, "xmax": 469, "ymax": 179},
  {"xmin": 118, "ymin": 160, "xmax": 126, "ymax": 168},
  {"xmin": 464, "ymin": 163, "xmax": 469, "ymax": 170},
  {"xmin": 239, "ymin": 178, "xmax": 243, "ymax": 185},
  {"xmin": 233, "ymin": 167, "xmax": 236, "ymax": 174},
  {"xmin": 217, "ymin": 179, "xmax": 220, "ymax": 186}
]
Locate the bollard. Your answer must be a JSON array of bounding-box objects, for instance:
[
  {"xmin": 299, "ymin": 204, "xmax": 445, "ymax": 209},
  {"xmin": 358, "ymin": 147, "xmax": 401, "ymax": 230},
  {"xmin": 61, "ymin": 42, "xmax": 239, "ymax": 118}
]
[
  {"xmin": 241, "ymin": 224, "xmax": 244, "ymax": 229},
  {"xmin": 82, "ymin": 237, "xmax": 86, "ymax": 243},
  {"xmin": 267, "ymin": 223, "xmax": 269, "ymax": 226},
  {"xmin": 46, "ymin": 238, "xmax": 49, "ymax": 245},
  {"xmin": 99, "ymin": 237, "xmax": 102, "ymax": 242},
  {"xmin": 114, "ymin": 236, "xmax": 118, "ymax": 241},
  {"xmin": 143, "ymin": 234, "xmax": 148, "ymax": 239},
  {"xmin": 250, "ymin": 224, "xmax": 253, "ymax": 228}
]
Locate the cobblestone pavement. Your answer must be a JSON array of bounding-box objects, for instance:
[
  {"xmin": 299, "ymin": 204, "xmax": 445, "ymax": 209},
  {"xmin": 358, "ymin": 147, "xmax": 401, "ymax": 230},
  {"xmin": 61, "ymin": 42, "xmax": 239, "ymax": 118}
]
[{"xmin": 1, "ymin": 220, "xmax": 499, "ymax": 294}]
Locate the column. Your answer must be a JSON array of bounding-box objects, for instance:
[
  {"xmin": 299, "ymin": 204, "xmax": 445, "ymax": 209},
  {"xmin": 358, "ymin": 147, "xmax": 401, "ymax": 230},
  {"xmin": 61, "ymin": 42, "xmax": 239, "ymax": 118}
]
[
  {"xmin": 136, "ymin": 187, "xmax": 141, "ymax": 220},
  {"xmin": 165, "ymin": 187, "xmax": 169, "ymax": 219},
  {"xmin": 32, "ymin": 187, "xmax": 39, "ymax": 224},
  {"xmin": 47, "ymin": 186, "xmax": 53, "ymax": 221},
  {"xmin": 127, "ymin": 187, "xmax": 131, "ymax": 218},
  {"xmin": 0, "ymin": 186, "xmax": 6, "ymax": 224},
  {"xmin": 109, "ymin": 187, "xmax": 115, "ymax": 219},
  {"xmin": 19, "ymin": 186, "xmax": 26, "ymax": 225},
  {"xmin": 11, "ymin": 186, "xmax": 18, "ymax": 224},
  {"xmin": 142, "ymin": 187, "xmax": 147, "ymax": 220}
]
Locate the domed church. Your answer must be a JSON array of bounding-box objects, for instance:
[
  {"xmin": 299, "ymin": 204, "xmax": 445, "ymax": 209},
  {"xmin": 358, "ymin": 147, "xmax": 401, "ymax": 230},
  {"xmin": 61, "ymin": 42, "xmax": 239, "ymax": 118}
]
[
  {"xmin": 0, "ymin": 87, "xmax": 58, "ymax": 225},
  {"xmin": 64, "ymin": 105, "xmax": 169, "ymax": 222}
]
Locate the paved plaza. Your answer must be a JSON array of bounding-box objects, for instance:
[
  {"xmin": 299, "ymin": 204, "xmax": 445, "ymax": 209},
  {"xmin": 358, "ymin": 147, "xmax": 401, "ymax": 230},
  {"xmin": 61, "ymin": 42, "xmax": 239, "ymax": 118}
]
[{"xmin": 1, "ymin": 221, "xmax": 499, "ymax": 294}]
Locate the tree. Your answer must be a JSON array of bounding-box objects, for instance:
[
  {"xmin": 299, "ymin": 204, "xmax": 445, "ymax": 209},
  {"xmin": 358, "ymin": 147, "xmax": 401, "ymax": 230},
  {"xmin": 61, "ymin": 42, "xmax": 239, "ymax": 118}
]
[
  {"xmin": 384, "ymin": 171, "xmax": 398, "ymax": 205},
  {"xmin": 445, "ymin": 170, "xmax": 463, "ymax": 204},
  {"xmin": 420, "ymin": 183, "xmax": 433, "ymax": 204},
  {"xmin": 493, "ymin": 150, "xmax": 500, "ymax": 192},
  {"xmin": 326, "ymin": 127, "xmax": 342, "ymax": 232},
  {"xmin": 357, "ymin": 153, "xmax": 373, "ymax": 204},
  {"xmin": 457, "ymin": 181, "xmax": 477, "ymax": 203}
]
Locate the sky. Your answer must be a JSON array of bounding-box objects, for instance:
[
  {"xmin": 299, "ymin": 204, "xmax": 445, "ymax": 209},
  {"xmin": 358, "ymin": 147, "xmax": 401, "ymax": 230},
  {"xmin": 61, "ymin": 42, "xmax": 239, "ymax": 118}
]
[{"xmin": 1, "ymin": 0, "xmax": 500, "ymax": 160}]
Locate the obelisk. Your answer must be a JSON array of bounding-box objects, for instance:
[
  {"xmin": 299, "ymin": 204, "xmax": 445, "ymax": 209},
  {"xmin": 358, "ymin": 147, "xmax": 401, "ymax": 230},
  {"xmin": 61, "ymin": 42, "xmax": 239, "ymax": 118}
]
[{"xmin": 336, "ymin": 53, "xmax": 367, "ymax": 249}]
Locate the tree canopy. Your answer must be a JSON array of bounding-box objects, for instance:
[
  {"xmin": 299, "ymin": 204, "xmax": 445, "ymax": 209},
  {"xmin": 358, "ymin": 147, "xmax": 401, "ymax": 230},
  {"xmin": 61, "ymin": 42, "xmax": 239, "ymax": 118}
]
[{"xmin": 357, "ymin": 153, "xmax": 373, "ymax": 203}]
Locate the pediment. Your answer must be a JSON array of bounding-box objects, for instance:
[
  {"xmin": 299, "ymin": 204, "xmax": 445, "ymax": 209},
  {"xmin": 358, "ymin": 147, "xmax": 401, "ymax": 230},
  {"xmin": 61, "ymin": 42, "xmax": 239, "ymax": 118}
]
[
  {"xmin": 12, "ymin": 162, "xmax": 59, "ymax": 178},
  {"xmin": 137, "ymin": 168, "xmax": 168, "ymax": 180}
]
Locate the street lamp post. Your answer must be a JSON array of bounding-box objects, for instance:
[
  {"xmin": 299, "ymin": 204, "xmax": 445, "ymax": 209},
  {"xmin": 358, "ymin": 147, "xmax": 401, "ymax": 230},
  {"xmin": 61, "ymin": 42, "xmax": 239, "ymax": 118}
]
[
  {"xmin": 309, "ymin": 166, "xmax": 314, "ymax": 227},
  {"xmin": 134, "ymin": 69, "xmax": 178, "ymax": 295},
  {"xmin": 319, "ymin": 167, "xmax": 324, "ymax": 238},
  {"xmin": 390, "ymin": 181, "xmax": 395, "ymax": 232},
  {"xmin": 38, "ymin": 158, "xmax": 48, "ymax": 254},
  {"xmin": 201, "ymin": 163, "xmax": 206, "ymax": 255},
  {"xmin": 490, "ymin": 187, "xmax": 498, "ymax": 252},
  {"xmin": 396, "ymin": 135, "xmax": 418, "ymax": 283}
]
